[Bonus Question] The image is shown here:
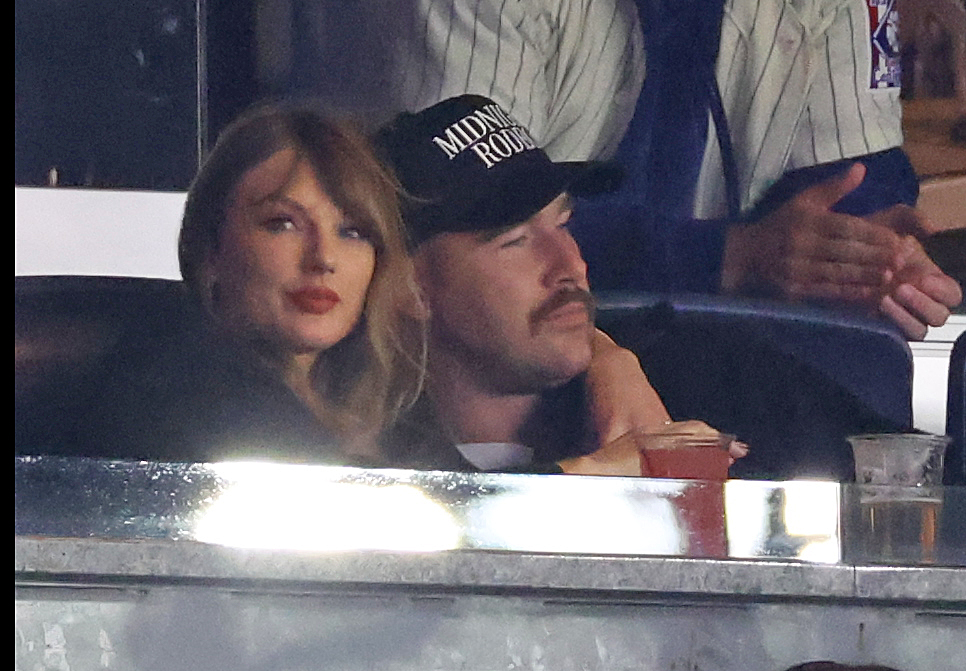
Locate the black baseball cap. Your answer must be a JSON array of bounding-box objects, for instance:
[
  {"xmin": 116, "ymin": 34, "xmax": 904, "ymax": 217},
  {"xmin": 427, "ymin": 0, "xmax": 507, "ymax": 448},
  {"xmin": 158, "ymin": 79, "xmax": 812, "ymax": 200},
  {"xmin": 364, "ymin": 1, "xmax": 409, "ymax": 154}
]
[{"xmin": 375, "ymin": 95, "xmax": 622, "ymax": 246}]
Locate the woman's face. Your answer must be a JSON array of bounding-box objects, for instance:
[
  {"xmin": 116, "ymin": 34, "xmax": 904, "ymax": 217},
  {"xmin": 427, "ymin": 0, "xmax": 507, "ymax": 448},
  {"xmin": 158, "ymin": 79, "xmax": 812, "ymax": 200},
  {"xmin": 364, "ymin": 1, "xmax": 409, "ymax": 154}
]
[{"xmin": 208, "ymin": 148, "xmax": 377, "ymax": 358}]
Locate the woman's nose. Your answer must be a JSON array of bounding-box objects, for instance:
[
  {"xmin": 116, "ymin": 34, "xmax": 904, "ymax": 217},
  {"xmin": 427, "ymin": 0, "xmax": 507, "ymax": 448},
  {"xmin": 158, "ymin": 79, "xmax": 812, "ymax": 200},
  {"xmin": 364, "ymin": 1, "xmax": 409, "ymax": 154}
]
[{"xmin": 304, "ymin": 229, "xmax": 336, "ymax": 273}]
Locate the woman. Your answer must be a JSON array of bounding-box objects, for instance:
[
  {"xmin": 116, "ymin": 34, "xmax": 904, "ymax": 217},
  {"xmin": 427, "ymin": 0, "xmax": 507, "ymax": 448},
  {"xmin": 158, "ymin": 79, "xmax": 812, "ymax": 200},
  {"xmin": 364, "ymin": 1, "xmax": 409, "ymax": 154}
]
[{"xmin": 82, "ymin": 104, "xmax": 424, "ymax": 464}]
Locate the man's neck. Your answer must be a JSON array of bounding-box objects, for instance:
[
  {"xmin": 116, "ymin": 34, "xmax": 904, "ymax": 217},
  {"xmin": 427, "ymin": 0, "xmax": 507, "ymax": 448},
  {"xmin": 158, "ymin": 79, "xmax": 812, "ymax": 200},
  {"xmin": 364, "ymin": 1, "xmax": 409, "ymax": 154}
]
[{"xmin": 426, "ymin": 353, "xmax": 540, "ymax": 446}]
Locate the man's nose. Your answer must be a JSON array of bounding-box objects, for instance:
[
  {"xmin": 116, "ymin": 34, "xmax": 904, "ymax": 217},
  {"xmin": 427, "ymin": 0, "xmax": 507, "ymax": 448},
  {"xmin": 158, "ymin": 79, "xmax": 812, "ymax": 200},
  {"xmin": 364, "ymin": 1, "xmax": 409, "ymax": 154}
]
[{"xmin": 542, "ymin": 229, "xmax": 588, "ymax": 287}]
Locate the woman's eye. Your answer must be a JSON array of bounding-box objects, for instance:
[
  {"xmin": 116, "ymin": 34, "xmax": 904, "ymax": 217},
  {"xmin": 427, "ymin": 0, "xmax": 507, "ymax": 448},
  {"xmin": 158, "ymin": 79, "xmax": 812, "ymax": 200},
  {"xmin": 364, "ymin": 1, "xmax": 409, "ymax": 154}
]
[
  {"xmin": 262, "ymin": 217, "xmax": 297, "ymax": 233},
  {"xmin": 339, "ymin": 224, "xmax": 373, "ymax": 242}
]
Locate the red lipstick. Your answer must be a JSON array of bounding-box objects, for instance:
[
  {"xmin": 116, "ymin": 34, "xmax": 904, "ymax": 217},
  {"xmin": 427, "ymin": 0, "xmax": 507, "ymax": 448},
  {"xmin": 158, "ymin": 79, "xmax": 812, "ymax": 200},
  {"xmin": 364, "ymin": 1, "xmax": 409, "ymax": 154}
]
[{"xmin": 287, "ymin": 286, "xmax": 340, "ymax": 314}]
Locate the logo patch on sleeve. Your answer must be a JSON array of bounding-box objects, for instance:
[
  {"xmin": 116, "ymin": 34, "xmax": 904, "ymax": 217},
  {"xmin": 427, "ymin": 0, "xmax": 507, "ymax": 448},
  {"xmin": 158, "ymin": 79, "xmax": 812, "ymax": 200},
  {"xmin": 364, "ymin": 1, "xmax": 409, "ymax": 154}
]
[{"xmin": 867, "ymin": 0, "xmax": 901, "ymax": 88}]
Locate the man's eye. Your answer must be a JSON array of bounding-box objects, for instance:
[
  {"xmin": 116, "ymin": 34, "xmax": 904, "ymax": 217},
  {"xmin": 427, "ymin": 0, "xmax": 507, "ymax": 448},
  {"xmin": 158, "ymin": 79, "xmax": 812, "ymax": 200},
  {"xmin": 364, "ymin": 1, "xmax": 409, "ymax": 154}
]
[
  {"xmin": 499, "ymin": 234, "xmax": 527, "ymax": 249},
  {"xmin": 262, "ymin": 217, "xmax": 297, "ymax": 233}
]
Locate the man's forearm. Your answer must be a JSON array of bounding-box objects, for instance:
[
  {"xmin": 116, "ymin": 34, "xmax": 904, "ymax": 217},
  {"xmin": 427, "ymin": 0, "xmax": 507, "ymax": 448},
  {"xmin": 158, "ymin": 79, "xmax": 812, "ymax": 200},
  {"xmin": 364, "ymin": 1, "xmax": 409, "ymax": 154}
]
[
  {"xmin": 747, "ymin": 147, "xmax": 919, "ymax": 220},
  {"xmin": 578, "ymin": 148, "xmax": 921, "ymax": 295}
]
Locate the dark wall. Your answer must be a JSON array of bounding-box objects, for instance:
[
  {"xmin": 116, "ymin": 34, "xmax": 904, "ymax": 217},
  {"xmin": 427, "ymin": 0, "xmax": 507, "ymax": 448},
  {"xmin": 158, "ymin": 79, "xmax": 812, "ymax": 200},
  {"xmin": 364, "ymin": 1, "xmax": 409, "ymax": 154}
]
[{"xmin": 15, "ymin": 0, "xmax": 260, "ymax": 190}]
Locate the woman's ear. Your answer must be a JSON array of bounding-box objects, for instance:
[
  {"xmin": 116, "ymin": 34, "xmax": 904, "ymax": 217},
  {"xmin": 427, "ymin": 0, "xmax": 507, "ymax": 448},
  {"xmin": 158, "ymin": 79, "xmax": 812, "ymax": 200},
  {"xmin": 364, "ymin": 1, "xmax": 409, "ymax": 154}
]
[{"xmin": 196, "ymin": 262, "xmax": 220, "ymax": 315}]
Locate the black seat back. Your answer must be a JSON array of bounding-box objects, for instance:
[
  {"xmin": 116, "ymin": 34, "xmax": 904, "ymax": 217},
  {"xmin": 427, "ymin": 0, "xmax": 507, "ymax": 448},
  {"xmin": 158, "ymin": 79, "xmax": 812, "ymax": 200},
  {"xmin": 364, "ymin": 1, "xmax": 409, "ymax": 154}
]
[
  {"xmin": 596, "ymin": 292, "xmax": 913, "ymax": 480},
  {"xmin": 15, "ymin": 276, "xmax": 195, "ymax": 454},
  {"xmin": 947, "ymin": 331, "xmax": 966, "ymax": 485}
]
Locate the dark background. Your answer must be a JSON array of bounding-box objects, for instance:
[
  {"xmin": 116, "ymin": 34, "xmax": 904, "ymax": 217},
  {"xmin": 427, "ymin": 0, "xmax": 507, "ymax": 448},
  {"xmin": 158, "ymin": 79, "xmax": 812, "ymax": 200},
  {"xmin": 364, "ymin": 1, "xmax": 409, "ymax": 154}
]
[{"xmin": 15, "ymin": 0, "xmax": 258, "ymax": 190}]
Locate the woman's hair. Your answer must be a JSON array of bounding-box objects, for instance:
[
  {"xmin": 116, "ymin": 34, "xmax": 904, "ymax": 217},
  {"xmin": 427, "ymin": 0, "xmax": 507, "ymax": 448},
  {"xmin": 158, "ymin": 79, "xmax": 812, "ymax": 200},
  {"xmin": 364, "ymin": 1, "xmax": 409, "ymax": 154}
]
[{"xmin": 179, "ymin": 103, "xmax": 425, "ymax": 437}]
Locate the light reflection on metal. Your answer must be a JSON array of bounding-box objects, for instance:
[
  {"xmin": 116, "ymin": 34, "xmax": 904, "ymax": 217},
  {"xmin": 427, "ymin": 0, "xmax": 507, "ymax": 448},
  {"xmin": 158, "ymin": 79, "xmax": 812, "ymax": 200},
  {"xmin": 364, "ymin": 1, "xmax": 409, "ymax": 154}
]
[
  {"xmin": 723, "ymin": 480, "xmax": 768, "ymax": 557},
  {"xmin": 782, "ymin": 480, "xmax": 841, "ymax": 563},
  {"xmin": 461, "ymin": 476, "xmax": 686, "ymax": 555},
  {"xmin": 723, "ymin": 479, "xmax": 840, "ymax": 562},
  {"xmin": 197, "ymin": 462, "xmax": 461, "ymax": 552},
  {"xmin": 14, "ymin": 456, "xmax": 963, "ymax": 564}
]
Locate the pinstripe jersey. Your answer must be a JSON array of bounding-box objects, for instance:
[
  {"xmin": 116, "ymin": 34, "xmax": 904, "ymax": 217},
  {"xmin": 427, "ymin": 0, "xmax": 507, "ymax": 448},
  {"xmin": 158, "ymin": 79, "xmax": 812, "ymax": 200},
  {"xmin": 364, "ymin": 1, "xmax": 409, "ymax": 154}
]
[
  {"xmin": 392, "ymin": 0, "xmax": 645, "ymax": 162},
  {"xmin": 692, "ymin": 0, "xmax": 905, "ymax": 218}
]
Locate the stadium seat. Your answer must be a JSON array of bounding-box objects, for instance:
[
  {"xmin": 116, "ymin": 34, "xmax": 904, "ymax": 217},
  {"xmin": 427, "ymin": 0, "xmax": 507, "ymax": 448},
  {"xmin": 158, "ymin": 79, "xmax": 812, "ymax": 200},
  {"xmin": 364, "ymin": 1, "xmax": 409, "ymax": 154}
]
[{"xmin": 947, "ymin": 331, "xmax": 966, "ymax": 486}]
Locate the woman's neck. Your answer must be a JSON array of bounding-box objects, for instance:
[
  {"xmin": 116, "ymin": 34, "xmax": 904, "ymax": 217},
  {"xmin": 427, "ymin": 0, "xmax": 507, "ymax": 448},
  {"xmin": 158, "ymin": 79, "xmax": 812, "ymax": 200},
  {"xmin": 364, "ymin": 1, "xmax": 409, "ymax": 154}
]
[
  {"xmin": 283, "ymin": 351, "xmax": 384, "ymax": 463},
  {"xmin": 282, "ymin": 352, "xmax": 322, "ymax": 408}
]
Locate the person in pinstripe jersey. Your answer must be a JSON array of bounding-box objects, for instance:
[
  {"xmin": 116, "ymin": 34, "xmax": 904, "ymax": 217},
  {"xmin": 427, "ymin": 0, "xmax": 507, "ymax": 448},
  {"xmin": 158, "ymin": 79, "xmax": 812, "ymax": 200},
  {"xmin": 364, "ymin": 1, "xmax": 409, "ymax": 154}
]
[
  {"xmin": 385, "ymin": 0, "xmax": 961, "ymax": 339},
  {"xmin": 588, "ymin": 0, "xmax": 961, "ymax": 340}
]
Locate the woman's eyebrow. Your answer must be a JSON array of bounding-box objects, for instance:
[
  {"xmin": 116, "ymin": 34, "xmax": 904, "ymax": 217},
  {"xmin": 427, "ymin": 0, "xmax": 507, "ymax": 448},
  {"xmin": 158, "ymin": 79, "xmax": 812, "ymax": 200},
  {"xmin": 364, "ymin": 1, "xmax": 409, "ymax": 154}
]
[{"xmin": 251, "ymin": 192, "xmax": 306, "ymax": 215}]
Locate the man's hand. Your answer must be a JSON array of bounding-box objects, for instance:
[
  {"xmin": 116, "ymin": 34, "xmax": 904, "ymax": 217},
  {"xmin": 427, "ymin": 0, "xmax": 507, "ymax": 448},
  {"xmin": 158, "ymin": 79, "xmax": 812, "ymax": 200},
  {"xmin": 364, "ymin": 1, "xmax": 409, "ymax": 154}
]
[
  {"xmin": 878, "ymin": 233, "xmax": 963, "ymax": 340},
  {"xmin": 722, "ymin": 163, "xmax": 897, "ymax": 303},
  {"xmin": 584, "ymin": 329, "xmax": 671, "ymax": 446},
  {"xmin": 721, "ymin": 163, "xmax": 962, "ymax": 339}
]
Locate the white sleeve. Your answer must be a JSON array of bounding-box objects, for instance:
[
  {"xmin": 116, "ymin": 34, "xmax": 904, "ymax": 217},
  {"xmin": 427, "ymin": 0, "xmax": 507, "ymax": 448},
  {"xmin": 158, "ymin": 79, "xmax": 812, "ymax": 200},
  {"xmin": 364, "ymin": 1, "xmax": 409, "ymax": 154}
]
[
  {"xmin": 539, "ymin": 0, "xmax": 645, "ymax": 160},
  {"xmin": 392, "ymin": 0, "xmax": 645, "ymax": 161},
  {"xmin": 786, "ymin": 0, "xmax": 904, "ymax": 170},
  {"xmin": 693, "ymin": 0, "xmax": 905, "ymax": 219}
]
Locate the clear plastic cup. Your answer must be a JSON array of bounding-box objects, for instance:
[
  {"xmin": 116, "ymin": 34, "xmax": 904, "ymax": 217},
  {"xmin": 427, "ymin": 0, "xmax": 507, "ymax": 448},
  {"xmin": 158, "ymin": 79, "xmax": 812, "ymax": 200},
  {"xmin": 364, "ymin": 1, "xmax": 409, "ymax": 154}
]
[
  {"xmin": 846, "ymin": 433, "xmax": 951, "ymax": 564},
  {"xmin": 848, "ymin": 433, "xmax": 949, "ymax": 486}
]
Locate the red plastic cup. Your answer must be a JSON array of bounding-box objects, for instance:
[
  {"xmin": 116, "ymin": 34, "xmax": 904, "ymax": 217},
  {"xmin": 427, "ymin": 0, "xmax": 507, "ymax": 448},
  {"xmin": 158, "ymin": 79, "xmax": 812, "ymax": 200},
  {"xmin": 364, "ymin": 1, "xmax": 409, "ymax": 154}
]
[
  {"xmin": 633, "ymin": 431, "xmax": 734, "ymax": 557},
  {"xmin": 637, "ymin": 432, "xmax": 734, "ymax": 480}
]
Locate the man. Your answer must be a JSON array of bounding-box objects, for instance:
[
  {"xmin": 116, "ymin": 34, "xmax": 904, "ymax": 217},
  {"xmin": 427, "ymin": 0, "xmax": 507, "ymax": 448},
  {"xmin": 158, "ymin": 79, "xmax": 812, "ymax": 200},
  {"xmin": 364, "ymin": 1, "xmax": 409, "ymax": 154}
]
[
  {"xmin": 374, "ymin": 94, "xmax": 690, "ymax": 474},
  {"xmin": 375, "ymin": 95, "xmax": 897, "ymax": 480}
]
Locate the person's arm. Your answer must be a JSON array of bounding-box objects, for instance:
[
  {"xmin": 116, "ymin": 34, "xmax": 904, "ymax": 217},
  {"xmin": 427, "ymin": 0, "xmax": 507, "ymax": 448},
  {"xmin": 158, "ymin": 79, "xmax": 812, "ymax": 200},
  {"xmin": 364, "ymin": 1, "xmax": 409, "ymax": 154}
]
[
  {"xmin": 557, "ymin": 419, "xmax": 748, "ymax": 476},
  {"xmin": 556, "ymin": 330, "xmax": 747, "ymax": 476},
  {"xmin": 583, "ymin": 328, "xmax": 671, "ymax": 445},
  {"xmin": 579, "ymin": 147, "xmax": 960, "ymax": 336},
  {"xmin": 539, "ymin": 0, "xmax": 646, "ymax": 160},
  {"xmin": 720, "ymin": 163, "xmax": 896, "ymax": 303},
  {"xmin": 747, "ymin": 0, "xmax": 961, "ymax": 336}
]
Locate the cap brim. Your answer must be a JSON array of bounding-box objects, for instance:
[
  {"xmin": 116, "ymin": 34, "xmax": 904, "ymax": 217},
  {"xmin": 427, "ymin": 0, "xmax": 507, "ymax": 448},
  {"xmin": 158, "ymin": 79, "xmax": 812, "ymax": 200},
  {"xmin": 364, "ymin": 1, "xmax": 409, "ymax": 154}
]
[
  {"xmin": 460, "ymin": 160, "xmax": 624, "ymax": 235},
  {"xmin": 559, "ymin": 161, "xmax": 624, "ymax": 198}
]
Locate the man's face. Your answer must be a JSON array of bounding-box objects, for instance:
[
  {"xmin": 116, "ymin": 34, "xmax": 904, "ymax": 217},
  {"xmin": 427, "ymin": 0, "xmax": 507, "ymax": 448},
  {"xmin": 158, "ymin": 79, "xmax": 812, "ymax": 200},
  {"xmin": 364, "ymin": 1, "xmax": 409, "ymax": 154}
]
[{"xmin": 414, "ymin": 193, "xmax": 595, "ymax": 393}]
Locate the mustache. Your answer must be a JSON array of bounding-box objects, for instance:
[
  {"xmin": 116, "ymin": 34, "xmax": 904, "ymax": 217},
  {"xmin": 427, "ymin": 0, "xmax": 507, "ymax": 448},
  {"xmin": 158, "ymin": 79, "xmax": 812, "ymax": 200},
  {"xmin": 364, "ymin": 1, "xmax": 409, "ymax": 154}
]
[{"xmin": 529, "ymin": 287, "xmax": 596, "ymax": 329}]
